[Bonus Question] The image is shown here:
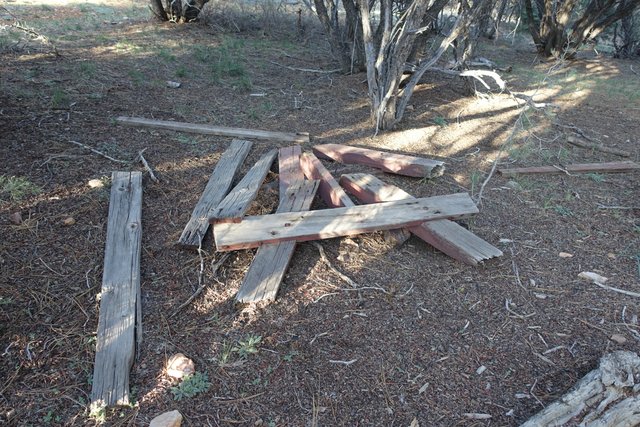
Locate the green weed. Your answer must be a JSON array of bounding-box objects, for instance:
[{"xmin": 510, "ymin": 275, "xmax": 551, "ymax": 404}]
[
  {"xmin": 0, "ymin": 175, "xmax": 41, "ymax": 202},
  {"xmin": 553, "ymin": 205, "xmax": 573, "ymax": 216},
  {"xmin": 507, "ymin": 141, "xmax": 535, "ymax": 162},
  {"xmin": 158, "ymin": 47, "xmax": 176, "ymax": 62},
  {"xmin": 51, "ymin": 88, "xmax": 69, "ymax": 108},
  {"xmin": 234, "ymin": 334, "xmax": 262, "ymax": 358},
  {"xmin": 587, "ymin": 173, "xmax": 605, "ymax": 183},
  {"xmin": 283, "ymin": 350, "xmax": 299, "ymax": 362},
  {"xmin": 78, "ymin": 61, "xmax": 96, "ymax": 78},
  {"xmin": 175, "ymin": 66, "xmax": 187, "ymax": 78},
  {"xmin": 171, "ymin": 372, "xmax": 210, "ymax": 400},
  {"xmin": 432, "ymin": 116, "xmax": 448, "ymax": 127},
  {"xmin": 128, "ymin": 69, "xmax": 145, "ymax": 86}
]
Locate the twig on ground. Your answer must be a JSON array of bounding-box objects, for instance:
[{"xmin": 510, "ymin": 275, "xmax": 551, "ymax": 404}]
[
  {"xmin": 597, "ymin": 205, "xmax": 639, "ymax": 210},
  {"xmin": 267, "ymin": 60, "xmax": 341, "ymax": 74},
  {"xmin": 505, "ymin": 299, "xmax": 536, "ymax": 319},
  {"xmin": 67, "ymin": 140, "xmax": 128, "ymax": 164},
  {"xmin": 171, "ymin": 249, "xmax": 230, "ymax": 317},
  {"xmin": 565, "ymin": 135, "xmax": 631, "ymax": 157},
  {"xmin": 328, "ymin": 359, "xmax": 357, "ymax": 366},
  {"xmin": 1, "ymin": 6, "xmax": 60, "ymax": 56},
  {"xmin": 509, "ymin": 247, "xmax": 525, "ymax": 290},
  {"xmin": 313, "ymin": 242, "xmax": 357, "ymax": 288},
  {"xmin": 136, "ymin": 148, "xmax": 159, "ymax": 183},
  {"xmin": 621, "ymin": 306, "xmax": 640, "ymax": 342},
  {"xmin": 631, "ymin": 65, "xmax": 638, "ymax": 76},
  {"xmin": 590, "ymin": 281, "xmax": 640, "ymax": 298},
  {"xmin": 213, "ymin": 392, "xmax": 266, "ymax": 403}
]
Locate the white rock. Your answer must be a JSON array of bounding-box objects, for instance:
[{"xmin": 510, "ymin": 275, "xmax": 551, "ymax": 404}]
[
  {"xmin": 610, "ymin": 334, "xmax": 627, "ymax": 344},
  {"xmin": 88, "ymin": 179, "xmax": 104, "ymax": 188},
  {"xmin": 166, "ymin": 353, "xmax": 195, "ymax": 379},
  {"xmin": 149, "ymin": 410, "xmax": 182, "ymax": 427},
  {"xmin": 166, "ymin": 81, "xmax": 181, "ymax": 88},
  {"xmin": 578, "ymin": 271, "xmax": 608, "ymax": 285}
]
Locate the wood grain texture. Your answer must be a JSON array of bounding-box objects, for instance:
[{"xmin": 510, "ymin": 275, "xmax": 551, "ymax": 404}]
[
  {"xmin": 214, "ymin": 193, "xmax": 478, "ymax": 251},
  {"xmin": 209, "ymin": 149, "xmax": 277, "ymax": 223},
  {"xmin": 340, "ymin": 173, "xmax": 502, "ymax": 265},
  {"xmin": 301, "ymin": 152, "xmax": 410, "ymax": 245},
  {"xmin": 91, "ymin": 172, "xmax": 142, "ymax": 407},
  {"xmin": 235, "ymin": 180, "xmax": 320, "ymax": 303},
  {"xmin": 313, "ymin": 143, "xmax": 445, "ymax": 178},
  {"xmin": 116, "ymin": 116, "xmax": 310, "ymax": 143},
  {"xmin": 498, "ymin": 161, "xmax": 639, "ymax": 176},
  {"xmin": 300, "ymin": 151, "xmax": 355, "ymax": 207},
  {"xmin": 177, "ymin": 139, "xmax": 253, "ymax": 248},
  {"xmin": 278, "ymin": 146, "xmax": 304, "ymax": 196}
]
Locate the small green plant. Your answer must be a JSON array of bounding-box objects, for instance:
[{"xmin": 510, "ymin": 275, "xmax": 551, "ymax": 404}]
[
  {"xmin": 175, "ymin": 66, "xmax": 187, "ymax": 78},
  {"xmin": 469, "ymin": 170, "xmax": 483, "ymax": 196},
  {"xmin": 89, "ymin": 403, "xmax": 107, "ymax": 423},
  {"xmin": 234, "ymin": 334, "xmax": 262, "ymax": 358},
  {"xmin": 217, "ymin": 340, "xmax": 235, "ymax": 366},
  {"xmin": 553, "ymin": 205, "xmax": 573, "ymax": 216},
  {"xmin": 587, "ymin": 173, "xmax": 605, "ymax": 183},
  {"xmin": 128, "ymin": 69, "xmax": 145, "ymax": 86},
  {"xmin": 78, "ymin": 61, "xmax": 96, "ymax": 78},
  {"xmin": 171, "ymin": 372, "xmax": 210, "ymax": 400},
  {"xmin": 0, "ymin": 296, "xmax": 13, "ymax": 305},
  {"xmin": 158, "ymin": 47, "xmax": 176, "ymax": 62},
  {"xmin": 234, "ymin": 75, "xmax": 252, "ymax": 91},
  {"xmin": 177, "ymin": 135, "xmax": 198, "ymax": 145},
  {"xmin": 283, "ymin": 350, "xmax": 299, "ymax": 362},
  {"xmin": 432, "ymin": 116, "xmax": 448, "ymax": 127},
  {"xmin": 507, "ymin": 141, "xmax": 535, "ymax": 162},
  {"xmin": 248, "ymin": 108, "xmax": 259, "ymax": 120},
  {"xmin": 51, "ymin": 88, "xmax": 69, "ymax": 108},
  {"xmin": 0, "ymin": 175, "xmax": 41, "ymax": 202}
]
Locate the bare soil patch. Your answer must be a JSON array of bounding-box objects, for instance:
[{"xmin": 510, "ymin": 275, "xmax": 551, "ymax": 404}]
[{"xmin": 1, "ymin": 2, "xmax": 639, "ymax": 426}]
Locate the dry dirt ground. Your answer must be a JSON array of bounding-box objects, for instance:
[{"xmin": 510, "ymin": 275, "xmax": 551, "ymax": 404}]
[{"xmin": 1, "ymin": 1, "xmax": 639, "ymax": 426}]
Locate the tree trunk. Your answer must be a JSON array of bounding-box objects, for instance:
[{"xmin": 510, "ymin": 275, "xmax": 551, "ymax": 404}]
[
  {"xmin": 150, "ymin": 0, "xmax": 209, "ymax": 23},
  {"xmin": 149, "ymin": 0, "xmax": 168, "ymax": 21}
]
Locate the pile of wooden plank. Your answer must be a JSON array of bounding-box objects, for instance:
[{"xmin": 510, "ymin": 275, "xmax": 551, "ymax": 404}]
[{"xmin": 177, "ymin": 141, "xmax": 503, "ymax": 304}]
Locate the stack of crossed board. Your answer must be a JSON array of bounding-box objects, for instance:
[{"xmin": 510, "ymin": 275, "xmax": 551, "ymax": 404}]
[{"xmin": 177, "ymin": 141, "xmax": 503, "ymax": 304}]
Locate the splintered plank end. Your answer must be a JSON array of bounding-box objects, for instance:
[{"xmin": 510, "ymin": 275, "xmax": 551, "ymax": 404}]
[
  {"xmin": 300, "ymin": 151, "xmax": 355, "ymax": 208},
  {"xmin": 313, "ymin": 143, "xmax": 445, "ymax": 178}
]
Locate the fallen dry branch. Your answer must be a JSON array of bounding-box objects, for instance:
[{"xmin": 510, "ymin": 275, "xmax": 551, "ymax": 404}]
[
  {"xmin": 520, "ymin": 351, "xmax": 640, "ymax": 427},
  {"xmin": 498, "ymin": 161, "xmax": 640, "ymax": 176},
  {"xmin": 116, "ymin": 116, "xmax": 310, "ymax": 143},
  {"xmin": 171, "ymin": 253, "xmax": 230, "ymax": 317},
  {"xmin": 67, "ymin": 140, "xmax": 128, "ymax": 164},
  {"xmin": 313, "ymin": 242, "xmax": 357, "ymax": 288},
  {"xmin": 136, "ymin": 149, "xmax": 159, "ymax": 183},
  {"xmin": 266, "ymin": 60, "xmax": 342, "ymax": 74},
  {"xmin": 565, "ymin": 136, "xmax": 631, "ymax": 157}
]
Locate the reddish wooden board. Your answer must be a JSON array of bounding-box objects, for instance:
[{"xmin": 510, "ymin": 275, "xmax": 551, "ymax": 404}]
[
  {"xmin": 340, "ymin": 173, "xmax": 502, "ymax": 265},
  {"xmin": 278, "ymin": 146, "xmax": 304, "ymax": 196},
  {"xmin": 313, "ymin": 143, "xmax": 445, "ymax": 178},
  {"xmin": 300, "ymin": 151, "xmax": 355, "ymax": 208},
  {"xmin": 213, "ymin": 193, "xmax": 478, "ymax": 251},
  {"xmin": 498, "ymin": 161, "xmax": 639, "ymax": 176}
]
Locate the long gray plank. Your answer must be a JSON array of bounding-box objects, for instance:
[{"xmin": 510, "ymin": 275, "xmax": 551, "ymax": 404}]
[
  {"xmin": 236, "ymin": 180, "xmax": 320, "ymax": 303},
  {"xmin": 91, "ymin": 171, "xmax": 142, "ymax": 407},
  {"xmin": 208, "ymin": 149, "xmax": 278, "ymax": 223},
  {"xmin": 213, "ymin": 193, "xmax": 479, "ymax": 251},
  {"xmin": 116, "ymin": 116, "xmax": 310, "ymax": 143},
  {"xmin": 178, "ymin": 139, "xmax": 253, "ymax": 248},
  {"xmin": 340, "ymin": 173, "xmax": 502, "ymax": 265}
]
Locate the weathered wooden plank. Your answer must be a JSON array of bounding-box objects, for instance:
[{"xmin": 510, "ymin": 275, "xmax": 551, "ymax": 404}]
[
  {"xmin": 340, "ymin": 173, "xmax": 502, "ymax": 265},
  {"xmin": 498, "ymin": 161, "xmax": 640, "ymax": 176},
  {"xmin": 301, "ymin": 152, "xmax": 410, "ymax": 245},
  {"xmin": 566, "ymin": 136, "xmax": 631, "ymax": 157},
  {"xmin": 313, "ymin": 143, "xmax": 445, "ymax": 178},
  {"xmin": 213, "ymin": 193, "xmax": 478, "ymax": 251},
  {"xmin": 300, "ymin": 151, "xmax": 355, "ymax": 207},
  {"xmin": 209, "ymin": 149, "xmax": 278, "ymax": 223},
  {"xmin": 116, "ymin": 116, "xmax": 310, "ymax": 143},
  {"xmin": 91, "ymin": 171, "xmax": 142, "ymax": 407},
  {"xmin": 235, "ymin": 180, "xmax": 320, "ymax": 303},
  {"xmin": 278, "ymin": 146, "xmax": 303, "ymax": 196},
  {"xmin": 177, "ymin": 139, "xmax": 253, "ymax": 248}
]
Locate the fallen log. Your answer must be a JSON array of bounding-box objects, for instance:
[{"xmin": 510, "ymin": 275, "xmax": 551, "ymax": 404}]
[
  {"xmin": 116, "ymin": 116, "xmax": 310, "ymax": 143},
  {"xmin": 498, "ymin": 161, "xmax": 639, "ymax": 177},
  {"xmin": 313, "ymin": 144, "xmax": 445, "ymax": 178},
  {"xmin": 340, "ymin": 173, "xmax": 502, "ymax": 265},
  {"xmin": 520, "ymin": 351, "xmax": 640, "ymax": 427},
  {"xmin": 213, "ymin": 193, "xmax": 478, "ymax": 251}
]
